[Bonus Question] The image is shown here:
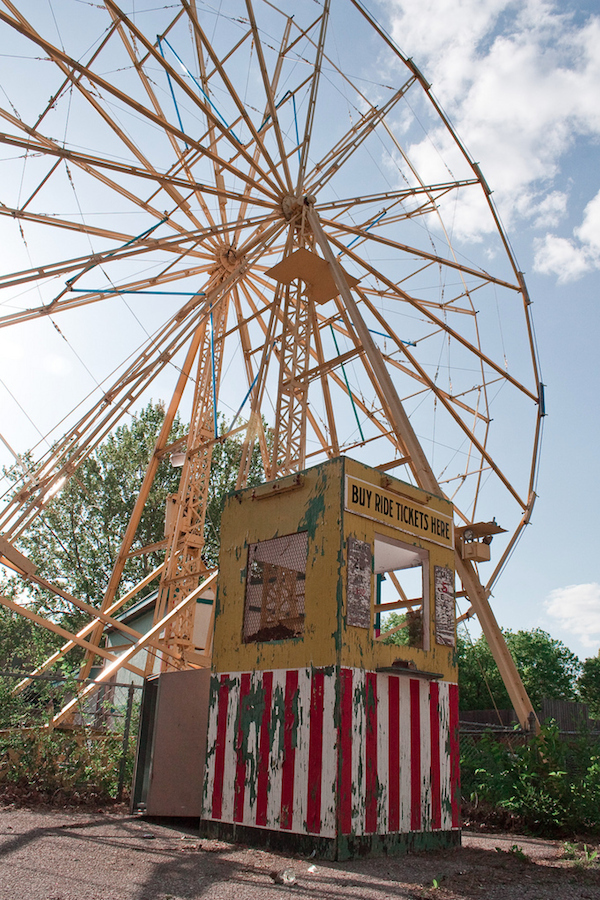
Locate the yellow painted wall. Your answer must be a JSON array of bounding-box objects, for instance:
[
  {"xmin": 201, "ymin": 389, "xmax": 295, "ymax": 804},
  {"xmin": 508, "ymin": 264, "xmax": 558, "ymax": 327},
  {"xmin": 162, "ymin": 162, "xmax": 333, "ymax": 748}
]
[
  {"xmin": 213, "ymin": 456, "xmax": 457, "ymax": 682},
  {"xmin": 213, "ymin": 458, "xmax": 344, "ymax": 672},
  {"xmin": 342, "ymin": 458, "xmax": 456, "ymax": 681}
]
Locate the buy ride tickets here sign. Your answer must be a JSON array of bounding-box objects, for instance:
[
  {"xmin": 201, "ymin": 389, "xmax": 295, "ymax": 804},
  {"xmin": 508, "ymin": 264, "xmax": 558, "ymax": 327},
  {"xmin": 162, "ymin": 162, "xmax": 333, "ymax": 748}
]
[{"xmin": 345, "ymin": 476, "xmax": 453, "ymax": 548}]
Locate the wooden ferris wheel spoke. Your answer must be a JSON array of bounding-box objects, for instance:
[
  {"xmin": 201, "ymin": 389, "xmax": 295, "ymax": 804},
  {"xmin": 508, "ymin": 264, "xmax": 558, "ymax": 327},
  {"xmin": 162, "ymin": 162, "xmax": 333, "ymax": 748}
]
[
  {"xmin": 0, "ymin": 124, "xmax": 208, "ymax": 244},
  {"xmin": 104, "ymin": 0, "xmax": 286, "ymax": 199},
  {"xmin": 0, "ymin": 205, "xmax": 141, "ymax": 244},
  {"xmin": 359, "ymin": 284, "xmax": 478, "ymax": 317},
  {"xmin": 304, "ymin": 81, "xmax": 415, "ymax": 198},
  {"xmin": 353, "ymin": 287, "xmax": 490, "ymax": 424},
  {"xmin": 356, "ymin": 312, "xmax": 528, "ymax": 511},
  {"xmin": 182, "ymin": 0, "xmax": 290, "ymax": 196},
  {"xmin": 315, "ymin": 180, "xmax": 480, "ymax": 214},
  {"xmin": 0, "ymin": 267, "xmax": 246, "ymax": 539},
  {"xmin": 0, "ymin": 8, "xmax": 281, "ymax": 205},
  {"xmin": 0, "ymin": 130, "xmax": 279, "ymax": 214},
  {"xmin": 321, "ymin": 215, "xmax": 520, "ymax": 293},
  {"xmin": 295, "ymin": 0, "xmax": 330, "ymax": 194},
  {"xmin": 105, "ymin": 6, "xmax": 216, "ymax": 235},
  {"xmin": 0, "ymin": 213, "xmax": 281, "ymax": 323},
  {"xmin": 244, "ymin": 0, "xmax": 293, "ymax": 194},
  {"xmin": 383, "ymin": 354, "xmax": 490, "ymax": 425},
  {"xmin": 324, "ymin": 229, "xmax": 539, "ymax": 404}
]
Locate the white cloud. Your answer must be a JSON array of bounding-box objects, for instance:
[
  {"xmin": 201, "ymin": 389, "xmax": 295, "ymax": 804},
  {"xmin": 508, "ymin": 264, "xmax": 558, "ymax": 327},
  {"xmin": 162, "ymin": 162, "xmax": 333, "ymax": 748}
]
[
  {"xmin": 533, "ymin": 233, "xmax": 591, "ymax": 281},
  {"xmin": 384, "ymin": 0, "xmax": 600, "ymax": 262},
  {"xmin": 533, "ymin": 188, "xmax": 600, "ymax": 279},
  {"xmin": 532, "ymin": 191, "xmax": 568, "ymax": 229},
  {"xmin": 545, "ymin": 583, "xmax": 600, "ymax": 649}
]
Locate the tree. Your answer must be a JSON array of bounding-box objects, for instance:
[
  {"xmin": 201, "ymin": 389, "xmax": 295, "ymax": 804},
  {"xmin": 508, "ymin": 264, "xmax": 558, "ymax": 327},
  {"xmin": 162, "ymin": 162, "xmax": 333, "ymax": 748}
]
[
  {"xmin": 457, "ymin": 628, "xmax": 582, "ymax": 711},
  {"xmin": 14, "ymin": 403, "xmax": 186, "ymax": 620},
  {"xmin": 1, "ymin": 403, "xmax": 265, "ymax": 665},
  {"xmin": 202, "ymin": 419, "xmax": 266, "ymax": 567},
  {"xmin": 578, "ymin": 655, "xmax": 600, "ymax": 719}
]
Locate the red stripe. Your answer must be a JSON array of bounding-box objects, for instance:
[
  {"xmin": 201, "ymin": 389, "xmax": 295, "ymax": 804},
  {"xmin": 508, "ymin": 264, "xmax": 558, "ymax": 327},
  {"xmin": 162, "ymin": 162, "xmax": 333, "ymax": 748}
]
[
  {"xmin": 338, "ymin": 667, "xmax": 353, "ymax": 834},
  {"xmin": 410, "ymin": 678, "xmax": 421, "ymax": 832},
  {"xmin": 280, "ymin": 669, "xmax": 298, "ymax": 830},
  {"xmin": 233, "ymin": 672, "xmax": 251, "ymax": 822},
  {"xmin": 255, "ymin": 671, "xmax": 273, "ymax": 827},
  {"xmin": 306, "ymin": 669, "xmax": 325, "ymax": 834},
  {"xmin": 365, "ymin": 671, "xmax": 378, "ymax": 833},
  {"xmin": 211, "ymin": 674, "xmax": 230, "ymax": 820},
  {"xmin": 388, "ymin": 675, "xmax": 400, "ymax": 832},
  {"xmin": 449, "ymin": 682, "xmax": 460, "ymax": 827},
  {"xmin": 429, "ymin": 681, "xmax": 441, "ymax": 829}
]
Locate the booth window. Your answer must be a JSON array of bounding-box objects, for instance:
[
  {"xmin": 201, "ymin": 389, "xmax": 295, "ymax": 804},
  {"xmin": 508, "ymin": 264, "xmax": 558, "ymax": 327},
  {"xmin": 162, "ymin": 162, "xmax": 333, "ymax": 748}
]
[
  {"xmin": 243, "ymin": 531, "xmax": 308, "ymax": 643},
  {"xmin": 373, "ymin": 533, "xmax": 429, "ymax": 650}
]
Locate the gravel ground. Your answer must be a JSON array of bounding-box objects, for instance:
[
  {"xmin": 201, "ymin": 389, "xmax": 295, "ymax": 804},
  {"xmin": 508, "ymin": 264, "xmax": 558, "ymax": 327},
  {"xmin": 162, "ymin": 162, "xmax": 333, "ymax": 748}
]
[{"xmin": 1, "ymin": 804, "xmax": 599, "ymax": 900}]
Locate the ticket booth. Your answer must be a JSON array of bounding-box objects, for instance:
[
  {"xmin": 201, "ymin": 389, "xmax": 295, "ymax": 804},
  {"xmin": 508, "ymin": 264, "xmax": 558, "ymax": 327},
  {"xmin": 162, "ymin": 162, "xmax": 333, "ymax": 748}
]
[{"xmin": 201, "ymin": 456, "xmax": 460, "ymax": 859}]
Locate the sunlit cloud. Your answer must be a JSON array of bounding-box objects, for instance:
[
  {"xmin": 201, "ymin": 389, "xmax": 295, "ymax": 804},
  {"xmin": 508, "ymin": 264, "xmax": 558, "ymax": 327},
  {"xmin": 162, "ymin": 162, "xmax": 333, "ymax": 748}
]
[
  {"xmin": 385, "ymin": 0, "xmax": 600, "ymax": 273},
  {"xmin": 534, "ymin": 188, "xmax": 600, "ymax": 280},
  {"xmin": 545, "ymin": 583, "xmax": 600, "ymax": 650}
]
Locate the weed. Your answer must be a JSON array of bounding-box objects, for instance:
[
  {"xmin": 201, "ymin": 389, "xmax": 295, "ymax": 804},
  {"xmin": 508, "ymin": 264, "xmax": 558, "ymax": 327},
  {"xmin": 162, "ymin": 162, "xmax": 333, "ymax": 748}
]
[
  {"xmin": 461, "ymin": 723, "xmax": 600, "ymax": 835},
  {"xmin": 563, "ymin": 841, "xmax": 578, "ymax": 860},
  {"xmin": 495, "ymin": 844, "xmax": 528, "ymax": 861}
]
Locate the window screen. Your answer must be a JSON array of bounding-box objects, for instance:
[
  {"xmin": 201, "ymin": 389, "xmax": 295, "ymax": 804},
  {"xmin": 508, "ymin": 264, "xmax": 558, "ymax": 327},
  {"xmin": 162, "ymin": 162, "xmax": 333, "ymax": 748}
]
[{"xmin": 243, "ymin": 531, "xmax": 308, "ymax": 643}]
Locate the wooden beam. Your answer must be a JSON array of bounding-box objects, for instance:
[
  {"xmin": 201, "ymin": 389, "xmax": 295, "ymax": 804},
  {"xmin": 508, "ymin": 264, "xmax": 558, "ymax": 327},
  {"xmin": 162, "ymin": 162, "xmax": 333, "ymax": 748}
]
[{"xmin": 51, "ymin": 571, "xmax": 218, "ymax": 725}]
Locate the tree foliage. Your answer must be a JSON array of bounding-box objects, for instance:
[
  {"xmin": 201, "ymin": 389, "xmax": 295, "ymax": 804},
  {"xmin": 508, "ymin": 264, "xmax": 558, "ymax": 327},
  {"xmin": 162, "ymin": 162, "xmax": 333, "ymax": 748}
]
[
  {"xmin": 457, "ymin": 628, "xmax": 582, "ymax": 711},
  {"xmin": 2, "ymin": 403, "xmax": 265, "ymax": 665},
  {"xmin": 461, "ymin": 723, "xmax": 600, "ymax": 835},
  {"xmin": 15, "ymin": 403, "xmax": 186, "ymax": 620},
  {"xmin": 578, "ymin": 655, "xmax": 600, "ymax": 719}
]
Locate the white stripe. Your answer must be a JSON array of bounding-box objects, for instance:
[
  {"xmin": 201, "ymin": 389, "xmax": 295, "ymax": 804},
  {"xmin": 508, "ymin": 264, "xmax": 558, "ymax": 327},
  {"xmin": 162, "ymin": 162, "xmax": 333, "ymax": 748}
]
[
  {"xmin": 242, "ymin": 670, "xmax": 262, "ymax": 828},
  {"xmin": 438, "ymin": 681, "xmax": 452, "ymax": 830},
  {"xmin": 266, "ymin": 668, "xmax": 287, "ymax": 830},
  {"xmin": 376, "ymin": 673, "xmax": 389, "ymax": 835},
  {"xmin": 219, "ymin": 673, "xmax": 240, "ymax": 824},
  {"xmin": 202, "ymin": 674, "xmax": 221, "ymax": 818},
  {"xmin": 320, "ymin": 668, "xmax": 337, "ymax": 838},
  {"xmin": 292, "ymin": 667, "xmax": 312, "ymax": 834},
  {"xmin": 419, "ymin": 679, "xmax": 432, "ymax": 831},
  {"xmin": 398, "ymin": 676, "xmax": 412, "ymax": 832},
  {"xmin": 351, "ymin": 667, "xmax": 366, "ymax": 836}
]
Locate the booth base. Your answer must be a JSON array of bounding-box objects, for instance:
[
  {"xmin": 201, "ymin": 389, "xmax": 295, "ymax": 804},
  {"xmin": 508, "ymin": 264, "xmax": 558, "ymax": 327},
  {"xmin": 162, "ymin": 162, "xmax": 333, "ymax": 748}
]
[{"xmin": 199, "ymin": 819, "xmax": 460, "ymax": 860}]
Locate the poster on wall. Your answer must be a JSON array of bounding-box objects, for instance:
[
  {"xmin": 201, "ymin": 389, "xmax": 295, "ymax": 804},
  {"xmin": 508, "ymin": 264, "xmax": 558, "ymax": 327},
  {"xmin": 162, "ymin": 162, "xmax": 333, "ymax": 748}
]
[
  {"xmin": 434, "ymin": 564, "xmax": 455, "ymax": 646},
  {"xmin": 347, "ymin": 536, "xmax": 372, "ymax": 628}
]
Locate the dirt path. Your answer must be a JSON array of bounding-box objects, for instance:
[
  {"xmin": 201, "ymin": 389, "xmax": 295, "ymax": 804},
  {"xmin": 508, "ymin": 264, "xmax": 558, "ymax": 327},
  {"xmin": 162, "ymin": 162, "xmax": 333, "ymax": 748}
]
[{"xmin": 0, "ymin": 805, "xmax": 598, "ymax": 900}]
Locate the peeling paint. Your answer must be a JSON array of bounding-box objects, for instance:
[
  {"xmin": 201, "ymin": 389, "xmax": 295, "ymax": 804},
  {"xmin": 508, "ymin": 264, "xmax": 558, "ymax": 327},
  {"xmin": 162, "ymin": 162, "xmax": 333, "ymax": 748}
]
[{"xmin": 204, "ymin": 666, "xmax": 460, "ymax": 847}]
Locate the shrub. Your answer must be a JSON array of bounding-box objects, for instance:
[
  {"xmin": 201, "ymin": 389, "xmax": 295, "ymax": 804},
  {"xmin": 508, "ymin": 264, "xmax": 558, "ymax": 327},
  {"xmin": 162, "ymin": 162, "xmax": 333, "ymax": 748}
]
[{"xmin": 461, "ymin": 723, "xmax": 600, "ymax": 835}]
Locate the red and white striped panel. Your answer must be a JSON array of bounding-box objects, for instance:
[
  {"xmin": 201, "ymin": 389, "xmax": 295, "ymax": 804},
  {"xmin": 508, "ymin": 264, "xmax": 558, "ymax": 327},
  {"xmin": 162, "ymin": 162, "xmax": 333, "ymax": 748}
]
[{"xmin": 203, "ymin": 667, "xmax": 459, "ymax": 837}]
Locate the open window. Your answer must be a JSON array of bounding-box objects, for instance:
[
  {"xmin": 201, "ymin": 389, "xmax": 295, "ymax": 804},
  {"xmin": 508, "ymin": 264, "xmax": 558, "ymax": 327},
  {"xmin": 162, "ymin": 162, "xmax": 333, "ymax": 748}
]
[
  {"xmin": 243, "ymin": 531, "xmax": 308, "ymax": 643},
  {"xmin": 373, "ymin": 533, "xmax": 429, "ymax": 650}
]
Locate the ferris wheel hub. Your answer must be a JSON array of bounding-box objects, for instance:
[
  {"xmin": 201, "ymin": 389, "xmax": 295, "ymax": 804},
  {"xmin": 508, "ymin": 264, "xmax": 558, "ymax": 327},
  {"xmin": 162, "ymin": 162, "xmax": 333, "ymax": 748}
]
[{"xmin": 281, "ymin": 195, "xmax": 304, "ymax": 221}]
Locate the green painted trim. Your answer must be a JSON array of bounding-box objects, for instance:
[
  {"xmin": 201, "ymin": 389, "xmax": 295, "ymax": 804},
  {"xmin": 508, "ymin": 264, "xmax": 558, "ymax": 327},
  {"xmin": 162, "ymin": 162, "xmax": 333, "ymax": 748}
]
[{"xmin": 199, "ymin": 819, "xmax": 461, "ymax": 860}]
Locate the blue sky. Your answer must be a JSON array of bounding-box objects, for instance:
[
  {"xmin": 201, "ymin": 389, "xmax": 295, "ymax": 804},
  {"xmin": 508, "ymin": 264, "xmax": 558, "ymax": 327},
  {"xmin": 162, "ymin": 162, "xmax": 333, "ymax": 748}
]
[
  {"xmin": 380, "ymin": 0, "xmax": 600, "ymax": 658},
  {"xmin": 0, "ymin": 0, "xmax": 598, "ymax": 663}
]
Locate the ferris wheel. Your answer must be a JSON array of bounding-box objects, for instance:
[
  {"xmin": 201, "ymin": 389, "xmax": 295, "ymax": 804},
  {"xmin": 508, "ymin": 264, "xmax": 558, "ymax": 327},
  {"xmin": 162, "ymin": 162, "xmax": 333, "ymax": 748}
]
[{"xmin": 0, "ymin": 0, "xmax": 542, "ymax": 723}]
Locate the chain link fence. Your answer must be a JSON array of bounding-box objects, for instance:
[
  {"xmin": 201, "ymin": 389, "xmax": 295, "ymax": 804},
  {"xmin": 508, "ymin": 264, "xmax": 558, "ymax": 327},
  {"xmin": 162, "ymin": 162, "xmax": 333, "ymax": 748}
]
[{"xmin": 0, "ymin": 670, "xmax": 142, "ymax": 801}]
